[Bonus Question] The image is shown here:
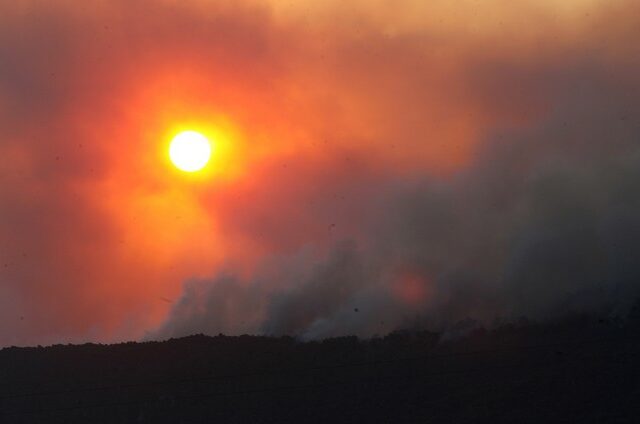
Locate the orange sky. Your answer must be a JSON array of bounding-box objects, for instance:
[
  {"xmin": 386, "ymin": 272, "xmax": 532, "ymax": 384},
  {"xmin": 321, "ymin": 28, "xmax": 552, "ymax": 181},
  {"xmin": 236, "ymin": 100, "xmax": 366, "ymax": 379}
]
[{"xmin": 0, "ymin": 0, "xmax": 639, "ymax": 345}]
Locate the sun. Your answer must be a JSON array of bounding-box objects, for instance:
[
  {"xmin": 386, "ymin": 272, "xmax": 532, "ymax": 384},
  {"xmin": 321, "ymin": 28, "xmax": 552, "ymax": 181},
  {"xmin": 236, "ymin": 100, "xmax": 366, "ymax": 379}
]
[{"xmin": 169, "ymin": 131, "xmax": 212, "ymax": 172}]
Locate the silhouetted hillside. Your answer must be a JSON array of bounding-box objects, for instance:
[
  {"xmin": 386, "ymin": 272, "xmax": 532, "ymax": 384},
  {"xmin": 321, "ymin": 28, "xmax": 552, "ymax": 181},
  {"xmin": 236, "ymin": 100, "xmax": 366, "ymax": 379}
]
[{"xmin": 2, "ymin": 312, "xmax": 640, "ymax": 423}]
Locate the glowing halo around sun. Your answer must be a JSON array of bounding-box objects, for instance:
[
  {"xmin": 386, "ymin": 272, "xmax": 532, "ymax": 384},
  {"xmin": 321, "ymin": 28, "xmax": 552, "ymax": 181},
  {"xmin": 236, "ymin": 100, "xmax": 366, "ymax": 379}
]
[{"xmin": 169, "ymin": 130, "xmax": 212, "ymax": 172}]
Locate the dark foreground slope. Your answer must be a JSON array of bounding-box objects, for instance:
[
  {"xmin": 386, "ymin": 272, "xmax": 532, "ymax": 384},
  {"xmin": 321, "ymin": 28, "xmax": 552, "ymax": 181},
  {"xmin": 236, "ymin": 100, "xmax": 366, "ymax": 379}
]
[{"xmin": 1, "ymin": 315, "xmax": 640, "ymax": 424}]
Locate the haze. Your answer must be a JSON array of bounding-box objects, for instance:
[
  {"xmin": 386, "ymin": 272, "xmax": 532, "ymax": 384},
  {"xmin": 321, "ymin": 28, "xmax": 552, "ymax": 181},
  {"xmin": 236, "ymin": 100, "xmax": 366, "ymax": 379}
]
[{"xmin": 1, "ymin": 0, "xmax": 639, "ymax": 346}]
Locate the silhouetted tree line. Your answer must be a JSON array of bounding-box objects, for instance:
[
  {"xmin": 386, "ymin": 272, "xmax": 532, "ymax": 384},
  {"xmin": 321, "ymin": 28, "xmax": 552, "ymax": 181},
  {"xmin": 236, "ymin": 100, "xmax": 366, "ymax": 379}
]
[{"xmin": 1, "ymin": 306, "xmax": 640, "ymax": 423}]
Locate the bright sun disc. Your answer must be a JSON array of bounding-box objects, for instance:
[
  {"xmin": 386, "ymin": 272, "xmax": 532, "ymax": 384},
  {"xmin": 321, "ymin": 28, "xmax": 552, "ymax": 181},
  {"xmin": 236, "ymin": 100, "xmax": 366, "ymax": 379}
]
[{"xmin": 169, "ymin": 131, "xmax": 211, "ymax": 172}]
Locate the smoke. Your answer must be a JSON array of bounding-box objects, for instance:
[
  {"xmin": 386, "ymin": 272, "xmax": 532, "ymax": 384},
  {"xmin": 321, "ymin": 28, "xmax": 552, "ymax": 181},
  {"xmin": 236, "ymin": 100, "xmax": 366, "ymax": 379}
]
[
  {"xmin": 153, "ymin": 59, "xmax": 640, "ymax": 339},
  {"xmin": 1, "ymin": 0, "xmax": 640, "ymax": 345}
]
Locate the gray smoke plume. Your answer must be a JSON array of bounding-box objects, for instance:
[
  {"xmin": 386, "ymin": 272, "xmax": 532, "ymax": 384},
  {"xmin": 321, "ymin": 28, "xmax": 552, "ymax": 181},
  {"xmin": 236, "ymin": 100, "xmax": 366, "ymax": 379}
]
[{"xmin": 152, "ymin": 59, "xmax": 640, "ymax": 340}]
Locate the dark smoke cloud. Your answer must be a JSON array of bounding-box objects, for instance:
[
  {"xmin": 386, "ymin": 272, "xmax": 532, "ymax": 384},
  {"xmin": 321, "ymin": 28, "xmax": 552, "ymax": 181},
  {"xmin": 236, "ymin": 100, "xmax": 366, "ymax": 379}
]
[{"xmin": 153, "ymin": 56, "xmax": 640, "ymax": 340}]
